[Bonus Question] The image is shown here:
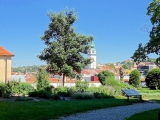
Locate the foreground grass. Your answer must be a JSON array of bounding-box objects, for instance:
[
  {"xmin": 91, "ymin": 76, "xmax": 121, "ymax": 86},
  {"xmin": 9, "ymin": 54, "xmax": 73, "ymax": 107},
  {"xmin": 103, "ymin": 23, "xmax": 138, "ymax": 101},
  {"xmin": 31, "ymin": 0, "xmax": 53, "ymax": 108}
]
[
  {"xmin": 0, "ymin": 97, "xmax": 131, "ymax": 120},
  {"xmin": 126, "ymin": 109, "xmax": 160, "ymax": 120}
]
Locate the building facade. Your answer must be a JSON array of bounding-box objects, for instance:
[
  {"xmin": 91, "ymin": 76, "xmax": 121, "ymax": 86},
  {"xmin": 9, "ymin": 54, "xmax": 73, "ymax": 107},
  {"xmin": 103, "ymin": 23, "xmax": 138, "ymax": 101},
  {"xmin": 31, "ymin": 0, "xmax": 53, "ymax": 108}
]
[{"xmin": 0, "ymin": 46, "xmax": 14, "ymax": 83}]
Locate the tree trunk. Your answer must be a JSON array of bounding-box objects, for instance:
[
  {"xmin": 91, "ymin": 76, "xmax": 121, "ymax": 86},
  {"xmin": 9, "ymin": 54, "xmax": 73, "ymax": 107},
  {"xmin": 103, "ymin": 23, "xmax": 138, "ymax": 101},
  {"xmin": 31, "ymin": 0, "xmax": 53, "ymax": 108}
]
[{"xmin": 62, "ymin": 73, "xmax": 65, "ymax": 87}]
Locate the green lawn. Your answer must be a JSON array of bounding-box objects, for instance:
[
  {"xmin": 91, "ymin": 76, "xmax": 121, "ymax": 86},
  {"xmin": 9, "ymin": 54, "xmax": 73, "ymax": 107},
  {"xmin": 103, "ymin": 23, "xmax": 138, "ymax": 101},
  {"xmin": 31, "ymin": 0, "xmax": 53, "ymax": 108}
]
[
  {"xmin": 138, "ymin": 88, "xmax": 160, "ymax": 102},
  {"xmin": 0, "ymin": 97, "xmax": 131, "ymax": 120},
  {"xmin": 126, "ymin": 109, "xmax": 160, "ymax": 120}
]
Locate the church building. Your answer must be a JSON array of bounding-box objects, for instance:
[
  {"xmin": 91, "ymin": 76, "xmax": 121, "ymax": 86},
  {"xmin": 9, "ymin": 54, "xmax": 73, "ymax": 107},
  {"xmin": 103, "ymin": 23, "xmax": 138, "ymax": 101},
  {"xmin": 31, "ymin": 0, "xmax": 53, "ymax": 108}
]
[{"xmin": 88, "ymin": 42, "xmax": 96, "ymax": 69}]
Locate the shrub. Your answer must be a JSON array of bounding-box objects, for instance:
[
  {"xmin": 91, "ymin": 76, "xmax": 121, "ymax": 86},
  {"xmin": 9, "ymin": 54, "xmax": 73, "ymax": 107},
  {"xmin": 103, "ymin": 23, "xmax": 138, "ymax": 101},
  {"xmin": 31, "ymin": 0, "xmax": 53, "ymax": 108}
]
[
  {"xmin": 36, "ymin": 68, "xmax": 50, "ymax": 90},
  {"xmin": 53, "ymin": 86, "xmax": 76, "ymax": 97},
  {"xmin": 72, "ymin": 92, "xmax": 94, "ymax": 100},
  {"xmin": 52, "ymin": 93, "xmax": 60, "ymax": 100},
  {"xmin": 129, "ymin": 70, "xmax": 140, "ymax": 88},
  {"xmin": 37, "ymin": 89, "xmax": 51, "ymax": 99},
  {"xmin": 28, "ymin": 90, "xmax": 38, "ymax": 97},
  {"xmin": 19, "ymin": 83, "xmax": 34, "ymax": 95},
  {"xmin": 15, "ymin": 96, "xmax": 33, "ymax": 101},
  {"xmin": 3, "ymin": 81, "xmax": 12, "ymax": 98},
  {"xmin": 75, "ymin": 80, "xmax": 89, "ymax": 92},
  {"xmin": 98, "ymin": 70, "xmax": 114, "ymax": 85},
  {"xmin": 0, "ymin": 83, "xmax": 5, "ymax": 97},
  {"xmin": 145, "ymin": 68, "xmax": 160, "ymax": 89}
]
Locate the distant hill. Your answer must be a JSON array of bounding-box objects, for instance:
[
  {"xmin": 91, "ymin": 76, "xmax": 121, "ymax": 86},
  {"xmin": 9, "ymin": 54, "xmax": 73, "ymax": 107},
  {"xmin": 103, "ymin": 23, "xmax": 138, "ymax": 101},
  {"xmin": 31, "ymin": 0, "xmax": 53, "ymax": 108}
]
[{"xmin": 12, "ymin": 65, "xmax": 46, "ymax": 73}]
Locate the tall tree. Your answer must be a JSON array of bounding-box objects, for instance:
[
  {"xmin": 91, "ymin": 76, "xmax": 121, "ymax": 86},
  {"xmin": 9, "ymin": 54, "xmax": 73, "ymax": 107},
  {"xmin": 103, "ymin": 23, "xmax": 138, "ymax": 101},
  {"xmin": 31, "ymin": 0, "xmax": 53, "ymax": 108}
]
[
  {"xmin": 38, "ymin": 9, "xmax": 93, "ymax": 86},
  {"xmin": 131, "ymin": 0, "xmax": 160, "ymax": 65},
  {"xmin": 36, "ymin": 68, "xmax": 50, "ymax": 90},
  {"xmin": 131, "ymin": 43, "xmax": 148, "ymax": 65},
  {"xmin": 129, "ymin": 70, "xmax": 140, "ymax": 88},
  {"xmin": 119, "ymin": 67, "xmax": 124, "ymax": 81}
]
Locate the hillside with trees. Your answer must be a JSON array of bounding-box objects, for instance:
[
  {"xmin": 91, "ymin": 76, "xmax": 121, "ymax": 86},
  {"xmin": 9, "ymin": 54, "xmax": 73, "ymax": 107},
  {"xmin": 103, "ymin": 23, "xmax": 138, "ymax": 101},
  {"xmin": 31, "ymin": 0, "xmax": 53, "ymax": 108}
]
[{"xmin": 12, "ymin": 65, "xmax": 46, "ymax": 73}]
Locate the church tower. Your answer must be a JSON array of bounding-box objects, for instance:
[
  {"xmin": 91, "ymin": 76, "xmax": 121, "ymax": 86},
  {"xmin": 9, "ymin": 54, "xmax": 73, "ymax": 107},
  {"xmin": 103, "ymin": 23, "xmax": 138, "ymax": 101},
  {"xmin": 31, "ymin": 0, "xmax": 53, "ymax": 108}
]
[{"xmin": 88, "ymin": 42, "xmax": 96, "ymax": 69}]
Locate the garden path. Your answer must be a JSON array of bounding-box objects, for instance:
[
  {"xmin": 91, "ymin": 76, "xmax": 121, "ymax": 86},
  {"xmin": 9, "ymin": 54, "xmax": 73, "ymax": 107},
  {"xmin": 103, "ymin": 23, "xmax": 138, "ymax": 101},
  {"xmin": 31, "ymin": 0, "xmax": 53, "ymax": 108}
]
[{"xmin": 57, "ymin": 102, "xmax": 160, "ymax": 120}]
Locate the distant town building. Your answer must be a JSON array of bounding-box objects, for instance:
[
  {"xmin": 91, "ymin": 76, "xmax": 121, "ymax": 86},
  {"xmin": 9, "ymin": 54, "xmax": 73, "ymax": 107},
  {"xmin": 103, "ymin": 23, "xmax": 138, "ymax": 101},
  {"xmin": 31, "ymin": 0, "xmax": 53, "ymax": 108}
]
[
  {"xmin": 137, "ymin": 64, "xmax": 157, "ymax": 76},
  {"xmin": 88, "ymin": 42, "xmax": 96, "ymax": 69},
  {"xmin": 0, "ymin": 46, "xmax": 14, "ymax": 83}
]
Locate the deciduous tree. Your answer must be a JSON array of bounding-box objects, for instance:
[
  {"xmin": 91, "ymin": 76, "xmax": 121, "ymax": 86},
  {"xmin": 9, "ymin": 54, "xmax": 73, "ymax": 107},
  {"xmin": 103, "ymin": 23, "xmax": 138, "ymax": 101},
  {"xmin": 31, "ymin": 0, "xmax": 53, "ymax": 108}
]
[
  {"xmin": 145, "ymin": 68, "xmax": 160, "ymax": 89},
  {"xmin": 38, "ymin": 9, "xmax": 93, "ymax": 86},
  {"xmin": 129, "ymin": 70, "xmax": 140, "ymax": 88},
  {"xmin": 131, "ymin": 0, "xmax": 160, "ymax": 66},
  {"xmin": 98, "ymin": 70, "xmax": 115, "ymax": 85}
]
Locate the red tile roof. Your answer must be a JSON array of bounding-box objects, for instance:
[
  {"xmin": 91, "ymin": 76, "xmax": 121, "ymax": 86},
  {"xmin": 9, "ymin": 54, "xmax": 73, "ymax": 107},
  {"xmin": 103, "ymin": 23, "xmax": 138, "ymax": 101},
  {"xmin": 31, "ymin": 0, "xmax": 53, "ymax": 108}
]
[
  {"xmin": 0, "ymin": 46, "xmax": 14, "ymax": 56},
  {"xmin": 49, "ymin": 78, "xmax": 59, "ymax": 83},
  {"xmin": 81, "ymin": 70, "xmax": 91, "ymax": 75}
]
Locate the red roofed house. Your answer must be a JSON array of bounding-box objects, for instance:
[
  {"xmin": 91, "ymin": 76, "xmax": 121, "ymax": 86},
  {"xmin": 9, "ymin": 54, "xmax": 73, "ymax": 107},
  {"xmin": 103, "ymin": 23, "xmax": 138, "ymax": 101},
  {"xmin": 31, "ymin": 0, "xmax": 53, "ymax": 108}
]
[{"xmin": 0, "ymin": 46, "xmax": 14, "ymax": 83}]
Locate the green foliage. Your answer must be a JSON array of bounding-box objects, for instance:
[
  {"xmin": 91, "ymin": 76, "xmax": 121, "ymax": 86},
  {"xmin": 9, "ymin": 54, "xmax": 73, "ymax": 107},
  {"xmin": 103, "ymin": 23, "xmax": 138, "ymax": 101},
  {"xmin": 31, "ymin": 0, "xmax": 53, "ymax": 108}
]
[
  {"xmin": 119, "ymin": 67, "xmax": 124, "ymax": 81},
  {"xmin": 0, "ymin": 83, "xmax": 5, "ymax": 97},
  {"xmin": 129, "ymin": 70, "xmax": 140, "ymax": 88},
  {"xmin": 105, "ymin": 77, "xmax": 133, "ymax": 95},
  {"xmin": 2, "ymin": 81, "xmax": 34, "ymax": 98},
  {"xmin": 28, "ymin": 90, "xmax": 38, "ymax": 97},
  {"xmin": 3, "ymin": 80, "xmax": 22, "ymax": 97},
  {"xmin": 98, "ymin": 70, "xmax": 115, "ymax": 85},
  {"xmin": 38, "ymin": 9, "xmax": 94, "ymax": 86},
  {"xmin": 87, "ymin": 86, "xmax": 110, "ymax": 96},
  {"xmin": 131, "ymin": 43, "xmax": 147, "ymax": 65},
  {"xmin": 19, "ymin": 83, "xmax": 34, "ymax": 94},
  {"xmin": 36, "ymin": 68, "xmax": 50, "ymax": 90},
  {"xmin": 155, "ymin": 57, "xmax": 160, "ymax": 67},
  {"xmin": 3, "ymin": 82, "xmax": 12, "ymax": 98},
  {"xmin": 52, "ymin": 93, "xmax": 60, "ymax": 100},
  {"xmin": 75, "ymin": 80, "xmax": 89, "ymax": 92},
  {"xmin": 122, "ymin": 64, "xmax": 128, "ymax": 69},
  {"xmin": 87, "ymin": 78, "xmax": 133, "ymax": 98},
  {"xmin": 12, "ymin": 65, "xmax": 44, "ymax": 73},
  {"xmin": 72, "ymin": 92, "xmax": 94, "ymax": 100},
  {"xmin": 15, "ymin": 96, "xmax": 33, "ymax": 101},
  {"xmin": 37, "ymin": 89, "xmax": 52, "ymax": 99},
  {"xmin": 131, "ymin": 0, "xmax": 160, "ymax": 65},
  {"xmin": 145, "ymin": 68, "xmax": 160, "ymax": 89}
]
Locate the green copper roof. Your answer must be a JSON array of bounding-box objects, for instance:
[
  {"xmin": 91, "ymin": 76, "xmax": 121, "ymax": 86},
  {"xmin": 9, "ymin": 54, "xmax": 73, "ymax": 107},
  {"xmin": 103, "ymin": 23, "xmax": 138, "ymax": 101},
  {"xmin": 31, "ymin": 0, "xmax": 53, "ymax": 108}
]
[{"xmin": 91, "ymin": 41, "xmax": 95, "ymax": 50}]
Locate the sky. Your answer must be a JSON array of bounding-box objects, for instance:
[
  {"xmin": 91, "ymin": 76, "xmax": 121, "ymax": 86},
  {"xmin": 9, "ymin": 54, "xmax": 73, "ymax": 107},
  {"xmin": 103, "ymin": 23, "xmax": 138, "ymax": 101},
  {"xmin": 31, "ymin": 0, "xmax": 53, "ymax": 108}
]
[{"xmin": 0, "ymin": 0, "xmax": 157, "ymax": 67}]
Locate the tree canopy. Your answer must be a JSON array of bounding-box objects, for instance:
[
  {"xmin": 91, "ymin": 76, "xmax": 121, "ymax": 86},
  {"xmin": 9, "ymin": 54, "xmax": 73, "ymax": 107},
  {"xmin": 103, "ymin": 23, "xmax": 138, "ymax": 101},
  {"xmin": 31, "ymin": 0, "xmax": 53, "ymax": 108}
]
[
  {"xmin": 38, "ymin": 9, "xmax": 93, "ymax": 86},
  {"xmin": 98, "ymin": 70, "xmax": 115, "ymax": 85},
  {"xmin": 129, "ymin": 70, "xmax": 140, "ymax": 88},
  {"xmin": 131, "ymin": 0, "xmax": 160, "ymax": 66},
  {"xmin": 145, "ymin": 68, "xmax": 160, "ymax": 89}
]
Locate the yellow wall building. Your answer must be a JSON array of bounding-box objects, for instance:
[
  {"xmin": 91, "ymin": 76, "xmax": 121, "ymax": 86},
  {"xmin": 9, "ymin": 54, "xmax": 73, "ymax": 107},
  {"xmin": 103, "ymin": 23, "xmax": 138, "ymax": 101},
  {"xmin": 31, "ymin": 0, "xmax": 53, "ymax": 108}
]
[
  {"xmin": 123, "ymin": 69, "xmax": 132, "ymax": 75},
  {"xmin": 0, "ymin": 46, "xmax": 14, "ymax": 83}
]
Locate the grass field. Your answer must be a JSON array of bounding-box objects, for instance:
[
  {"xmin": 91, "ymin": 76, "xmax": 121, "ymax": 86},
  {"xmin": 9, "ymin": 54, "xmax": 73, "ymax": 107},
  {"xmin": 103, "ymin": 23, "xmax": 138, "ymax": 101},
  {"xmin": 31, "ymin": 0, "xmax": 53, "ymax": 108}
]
[
  {"xmin": 0, "ymin": 97, "xmax": 131, "ymax": 120},
  {"xmin": 126, "ymin": 109, "xmax": 160, "ymax": 120}
]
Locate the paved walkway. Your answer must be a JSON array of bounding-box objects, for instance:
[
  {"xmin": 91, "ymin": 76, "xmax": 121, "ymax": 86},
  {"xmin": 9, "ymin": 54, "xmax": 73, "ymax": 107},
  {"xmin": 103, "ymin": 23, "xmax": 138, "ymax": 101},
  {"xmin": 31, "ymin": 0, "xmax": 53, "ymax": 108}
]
[{"xmin": 57, "ymin": 103, "xmax": 160, "ymax": 120}]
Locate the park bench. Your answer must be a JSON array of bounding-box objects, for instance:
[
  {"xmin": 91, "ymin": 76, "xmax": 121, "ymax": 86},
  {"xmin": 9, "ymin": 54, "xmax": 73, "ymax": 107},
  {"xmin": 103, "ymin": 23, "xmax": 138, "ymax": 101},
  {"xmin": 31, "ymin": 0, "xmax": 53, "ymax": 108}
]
[{"xmin": 122, "ymin": 89, "xmax": 142, "ymax": 101}]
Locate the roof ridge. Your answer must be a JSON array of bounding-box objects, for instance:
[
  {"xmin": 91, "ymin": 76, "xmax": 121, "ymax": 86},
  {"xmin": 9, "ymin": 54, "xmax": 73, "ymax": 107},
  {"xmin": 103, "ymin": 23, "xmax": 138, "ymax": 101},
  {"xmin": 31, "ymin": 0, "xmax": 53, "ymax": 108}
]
[{"xmin": 0, "ymin": 46, "xmax": 14, "ymax": 56}]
